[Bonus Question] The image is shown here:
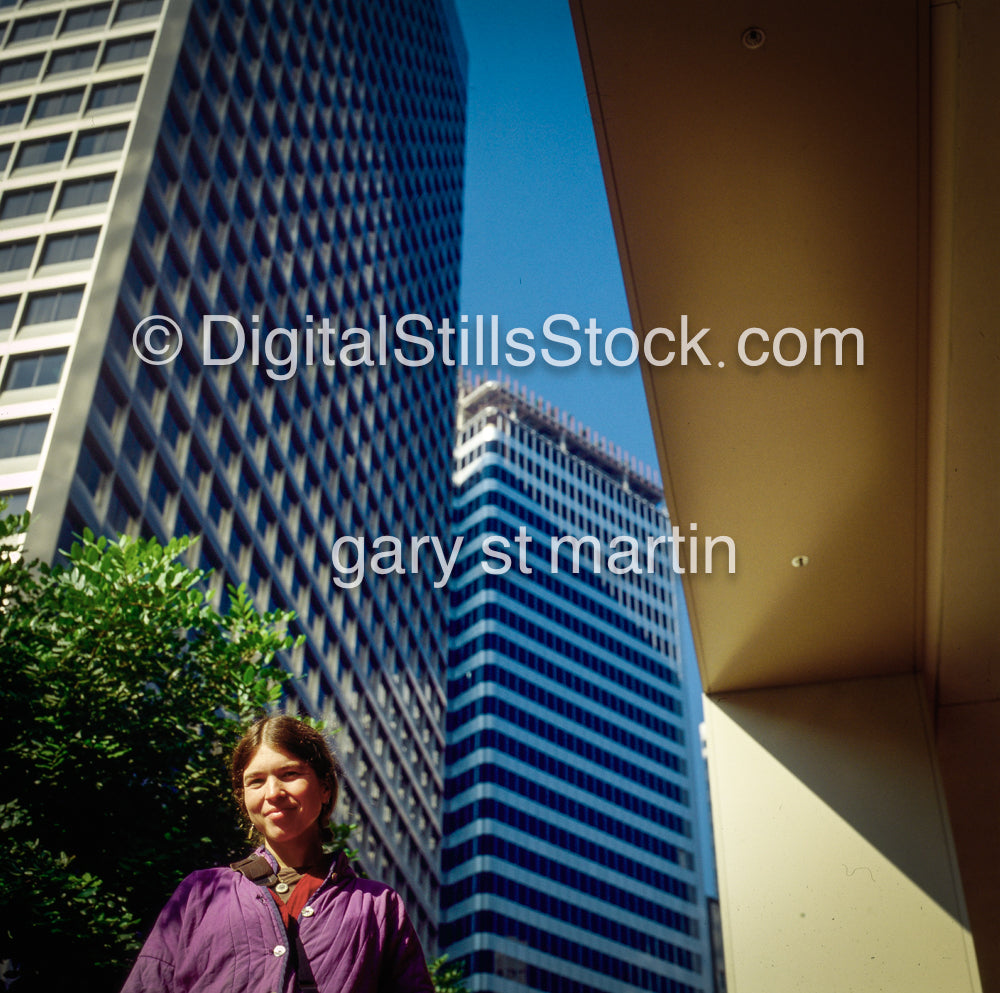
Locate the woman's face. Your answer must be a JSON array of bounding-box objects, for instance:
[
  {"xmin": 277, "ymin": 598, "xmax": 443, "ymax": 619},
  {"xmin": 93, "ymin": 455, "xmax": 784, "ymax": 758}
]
[{"xmin": 242, "ymin": 742, "xmax": 330, "ymax": 851}]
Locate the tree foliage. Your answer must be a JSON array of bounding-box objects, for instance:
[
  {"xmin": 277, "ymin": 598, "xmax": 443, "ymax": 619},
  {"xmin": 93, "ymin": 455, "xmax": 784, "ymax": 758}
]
[
  {"xmin": 0, "ymin": 512, "xmax": 295, "ymax": 990},
  {"xmin": 428, "ymin": 954, "xmax": 468, "ymax": 993}
]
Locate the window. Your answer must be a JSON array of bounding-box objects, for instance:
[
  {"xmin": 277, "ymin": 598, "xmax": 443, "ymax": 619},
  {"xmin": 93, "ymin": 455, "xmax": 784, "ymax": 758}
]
[
  {"xmin": 0, "ymin": 145, "xmax": 9, "ymax": 173},
  {"xmin": 1, "ymin": 348, "xmax": 66, "ymax": 390},
  {"xmin": 22, "ymin": 286, "xmax": 83, "ymax": 324},
  {"xmin": 0, "ymin": 237, "xmax": 35, "ymax": 272},
  {"xmin": 101, "ymin": 33, "xmax": 152, "ymax": 64},
  {"xmin": 14, "ymin": 134, "xmax": 69, "ymax": 169},
  {"xmin": 0, "ymin": 416, "xmax": 48, "ymax": 458},
  {"xmin": 106, "ymin": 482, "xmax": 137, "ymax": 534},
  {"xmin": 0, "ymin": 55, "xmax": 43, "ymax": 85},
  {"xmin": 91, "ymin": 371, "xmax": 119, "ymax": 427},
  {"xmin": 31, "ymin": 88, "xmax": 83, "ymax": 120},
  {"xmin": 0, "ymin": 98, "xmax": 27, "ymax": 127},
  {"xmin": 120, "ymin": 415, "xmax": 151, "ymax": 474},
  {"xmin": 87, "ymin": 77, "xmax": 140, "ymax": 111},
  {"xmin": 40, "ymin": 229, "xmax": 98, "ymax": 265},
  {"xmin": 8, "ymin": 14, "xmax": 58, "ymax": 44},
  {"xmin": 57, "ymin": 173, "xmax": 113, "ymax": 210},
  {"xmin": 0, "ymin": 490, "xmax": 29, "ymax": 517},
  {"xmin": 0, "ymin": 184, "xmax": 52, "ymax": 220},
  {"xmin": 115, "ymin": 0, "xmax": 162, "ymax": 21},
  {"xmin": 46, "ymin": 45, "xmax": 98, "ymax": 76},
  {"xmin": 62, "ymin": 3, "xmax": 111, "ymax": 33},
  {"xmin": 75, "ymin": 438, "xmax": 109, "ymax": 494},
  {"xmin": 72, "ymin": 124, "xmax": 127, "ymax": 158},
  {"xmin": 0, "ymin": 296, "xmax": 17, "ymax": 330}
]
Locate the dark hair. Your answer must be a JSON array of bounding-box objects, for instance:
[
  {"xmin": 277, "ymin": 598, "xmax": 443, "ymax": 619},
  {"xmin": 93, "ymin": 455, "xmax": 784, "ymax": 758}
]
[{"xmin": 231, "ymin": 715, "xmax": 340, "ymax": 836}]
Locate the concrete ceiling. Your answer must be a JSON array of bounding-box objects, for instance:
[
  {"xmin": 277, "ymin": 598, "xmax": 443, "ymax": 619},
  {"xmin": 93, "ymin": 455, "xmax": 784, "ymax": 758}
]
[{"xmin": 570, "ymin": 0, "xmax": 1000, "ymax": 702}]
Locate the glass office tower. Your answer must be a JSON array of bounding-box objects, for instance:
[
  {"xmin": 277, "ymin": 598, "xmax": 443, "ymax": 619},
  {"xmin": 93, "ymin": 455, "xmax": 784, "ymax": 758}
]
[
  {"xmin": 0, "ymin": 0, "xmax": 465, "ymax": 945},
  {"xmin": 445, "ymin": 377, "xmax": 714, "ymax": 992}
]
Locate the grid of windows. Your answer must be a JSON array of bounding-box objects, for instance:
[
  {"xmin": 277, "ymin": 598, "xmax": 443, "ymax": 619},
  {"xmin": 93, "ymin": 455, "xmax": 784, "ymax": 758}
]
[
  {"xmin": 442, "ymin": 876, "xmax": 699, "ymax": 964},
  {"xmin": 453, "ymin": 600, "xmax": 683, "ymax": 717},
  {"xmin": 443, "ymin": 829, "xmax": 692, "ymax": 894},
  {"xmin": 444, "ymin": 380, "xmax": 712, "ymax": 992},
  {"xmin": 444, "ymin": 795, "xmax": 688, "ymax": 873},
  {"xmin": 1, "ymin": 0, "xmax": 467, "ymax": 953},
  {"xmin": 446, "ymin": 757, "xmax": 691, "ymax": 842},
  {"xmin": 454, "ymin": 462, "xmax": 676, "ymax": 623},
  {"xmin": 464, "ymin": 950, "xmax": 702, "ymax": 993},
  {"xmin": 451, "ymin": 633, "xmax": 683, "ymax": 742},
  {"xmin": 0, "ymin": 14, "xmax": 157, "ymax": 91},
  {"xmin": 446, "ymin": 909, "xmax": 699, "ymax": 991},
  {"xmin": 0, "ymin": 5, "xmax": 149, "ymax": 346},
  {"xmin": 449, "ymin": 661, "xmax": 687, "ymax": 772},
  {"xmin": 447, "ymin": 720, "xmax": 688, "ymax": 806}
]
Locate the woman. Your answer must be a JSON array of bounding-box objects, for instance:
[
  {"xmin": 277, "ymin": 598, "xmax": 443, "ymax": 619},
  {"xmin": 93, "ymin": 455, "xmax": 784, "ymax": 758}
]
[{"xmin": 121, "ymin": 715, "xmax": 434, "ymax": 993}]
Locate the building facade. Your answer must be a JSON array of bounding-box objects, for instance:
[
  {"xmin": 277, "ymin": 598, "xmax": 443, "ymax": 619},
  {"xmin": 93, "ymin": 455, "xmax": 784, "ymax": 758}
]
[
  {"xmin": 444, "ymin": 378, "xmax": 715, "ymax": 992},
  {"xmin": 0, "ymin": 0, "xmax": 465, "ymax": 944}
]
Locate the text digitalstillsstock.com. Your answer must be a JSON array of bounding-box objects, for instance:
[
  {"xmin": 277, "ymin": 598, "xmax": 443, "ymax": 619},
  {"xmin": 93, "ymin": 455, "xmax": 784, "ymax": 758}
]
[
  {"xmin": 131, "ymin": 313, "xmax": 865, "ymax": 377},
  {"xmin": 330, "ymin": 526, "xmax": 736, "ymax": 589}
]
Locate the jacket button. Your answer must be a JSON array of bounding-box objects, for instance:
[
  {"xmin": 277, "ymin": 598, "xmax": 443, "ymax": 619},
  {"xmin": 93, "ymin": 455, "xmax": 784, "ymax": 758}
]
[
  {"xmin": 301, "ymin": 906, "xmax": 315, "ymax": 917},
  {"xmin": 273, "ymin": 945, "xmax": 287, "ymax": 957}
]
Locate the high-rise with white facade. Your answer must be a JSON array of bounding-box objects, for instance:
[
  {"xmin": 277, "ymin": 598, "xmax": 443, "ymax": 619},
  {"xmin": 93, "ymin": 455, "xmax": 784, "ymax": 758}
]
[
  {"xmin": 444, "ymin": 377, "xmax": 715, "ymax": 992},
  {"xmin": 0, "ymin": 0, "xmax": 465, "ymax": 945}
]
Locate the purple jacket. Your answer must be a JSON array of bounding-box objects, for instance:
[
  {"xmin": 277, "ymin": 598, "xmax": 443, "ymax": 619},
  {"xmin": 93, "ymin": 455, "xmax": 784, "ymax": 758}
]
[{"xmin": 120, "ymin": 850, "xmax": 434, "ymax": 993}]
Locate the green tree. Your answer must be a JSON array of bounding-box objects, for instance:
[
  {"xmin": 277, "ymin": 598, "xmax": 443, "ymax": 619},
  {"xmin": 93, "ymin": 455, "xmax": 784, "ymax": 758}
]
[
  {"xmin": 0, "ymin": 511, "xmax": 296, "ymax": 990},
  {"xmin": 428, "ymin": 954, "xmax": 469, "ymax": 993}
]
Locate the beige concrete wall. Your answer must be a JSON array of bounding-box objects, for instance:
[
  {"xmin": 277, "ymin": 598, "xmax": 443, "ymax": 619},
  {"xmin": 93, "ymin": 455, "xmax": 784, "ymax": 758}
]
[
  {"xmin": 705, "ymin": 673, "xmax": 981, "ymax": 992},
  {"xmin": 25, "ymin": 0, "xmax": 194, "ymax": 563},
  {"xmin": 937, "ymin": 701, "xmax": 1000, "ymax": 993}
]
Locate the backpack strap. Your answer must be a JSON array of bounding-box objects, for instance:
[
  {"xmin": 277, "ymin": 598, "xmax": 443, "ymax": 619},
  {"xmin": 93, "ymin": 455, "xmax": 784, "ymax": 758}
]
[
  {"xmin": 229, "ymin": 853, "xmax": 279, "ymax": 886},
  {"xmin": 229, "ymin": 854, "xmax": 317, "ymax": 990}
]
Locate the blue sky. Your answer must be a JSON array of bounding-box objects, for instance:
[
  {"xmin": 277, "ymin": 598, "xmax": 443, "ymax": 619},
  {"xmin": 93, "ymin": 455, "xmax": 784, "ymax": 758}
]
[
  {"xmin": 453, "ymin": 0, "xmax": 660, "ymax": 475},
  {"xmin": 452, "ymin": 8, "xmax": 715, "ymax": 865}
]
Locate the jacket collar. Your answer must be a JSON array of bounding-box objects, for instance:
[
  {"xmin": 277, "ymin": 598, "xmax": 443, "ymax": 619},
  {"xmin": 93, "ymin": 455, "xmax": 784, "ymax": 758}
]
[{"xmin": 253, "ymin": 845, "xmax": 356, "ymax": 884}]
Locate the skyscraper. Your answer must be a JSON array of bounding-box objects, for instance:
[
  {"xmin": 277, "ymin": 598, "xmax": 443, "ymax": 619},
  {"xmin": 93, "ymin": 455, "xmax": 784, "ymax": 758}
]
[
  {"xmin": 0, "ymin": 0, "xmax": 465, "ymax": 944},
  {"xmin": 444, "ymin": 377, "xmax": 715, "ymax": 992}
]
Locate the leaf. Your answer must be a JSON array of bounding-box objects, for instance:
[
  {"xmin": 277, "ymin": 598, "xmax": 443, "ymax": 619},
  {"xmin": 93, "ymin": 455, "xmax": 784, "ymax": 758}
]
[{"xmin": 0, "ymin": 528, "xmax": 306, "ymax": 988}]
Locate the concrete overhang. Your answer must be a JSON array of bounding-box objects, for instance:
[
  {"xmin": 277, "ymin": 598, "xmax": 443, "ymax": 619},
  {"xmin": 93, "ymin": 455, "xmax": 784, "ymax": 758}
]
[
  {"xmin": 572, "ymin": 2, "xmax": 1000, "ymax": 986},
  {"xmin": 570, "ymin": 0, "xmax": 1000, "ymax": 705}
]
